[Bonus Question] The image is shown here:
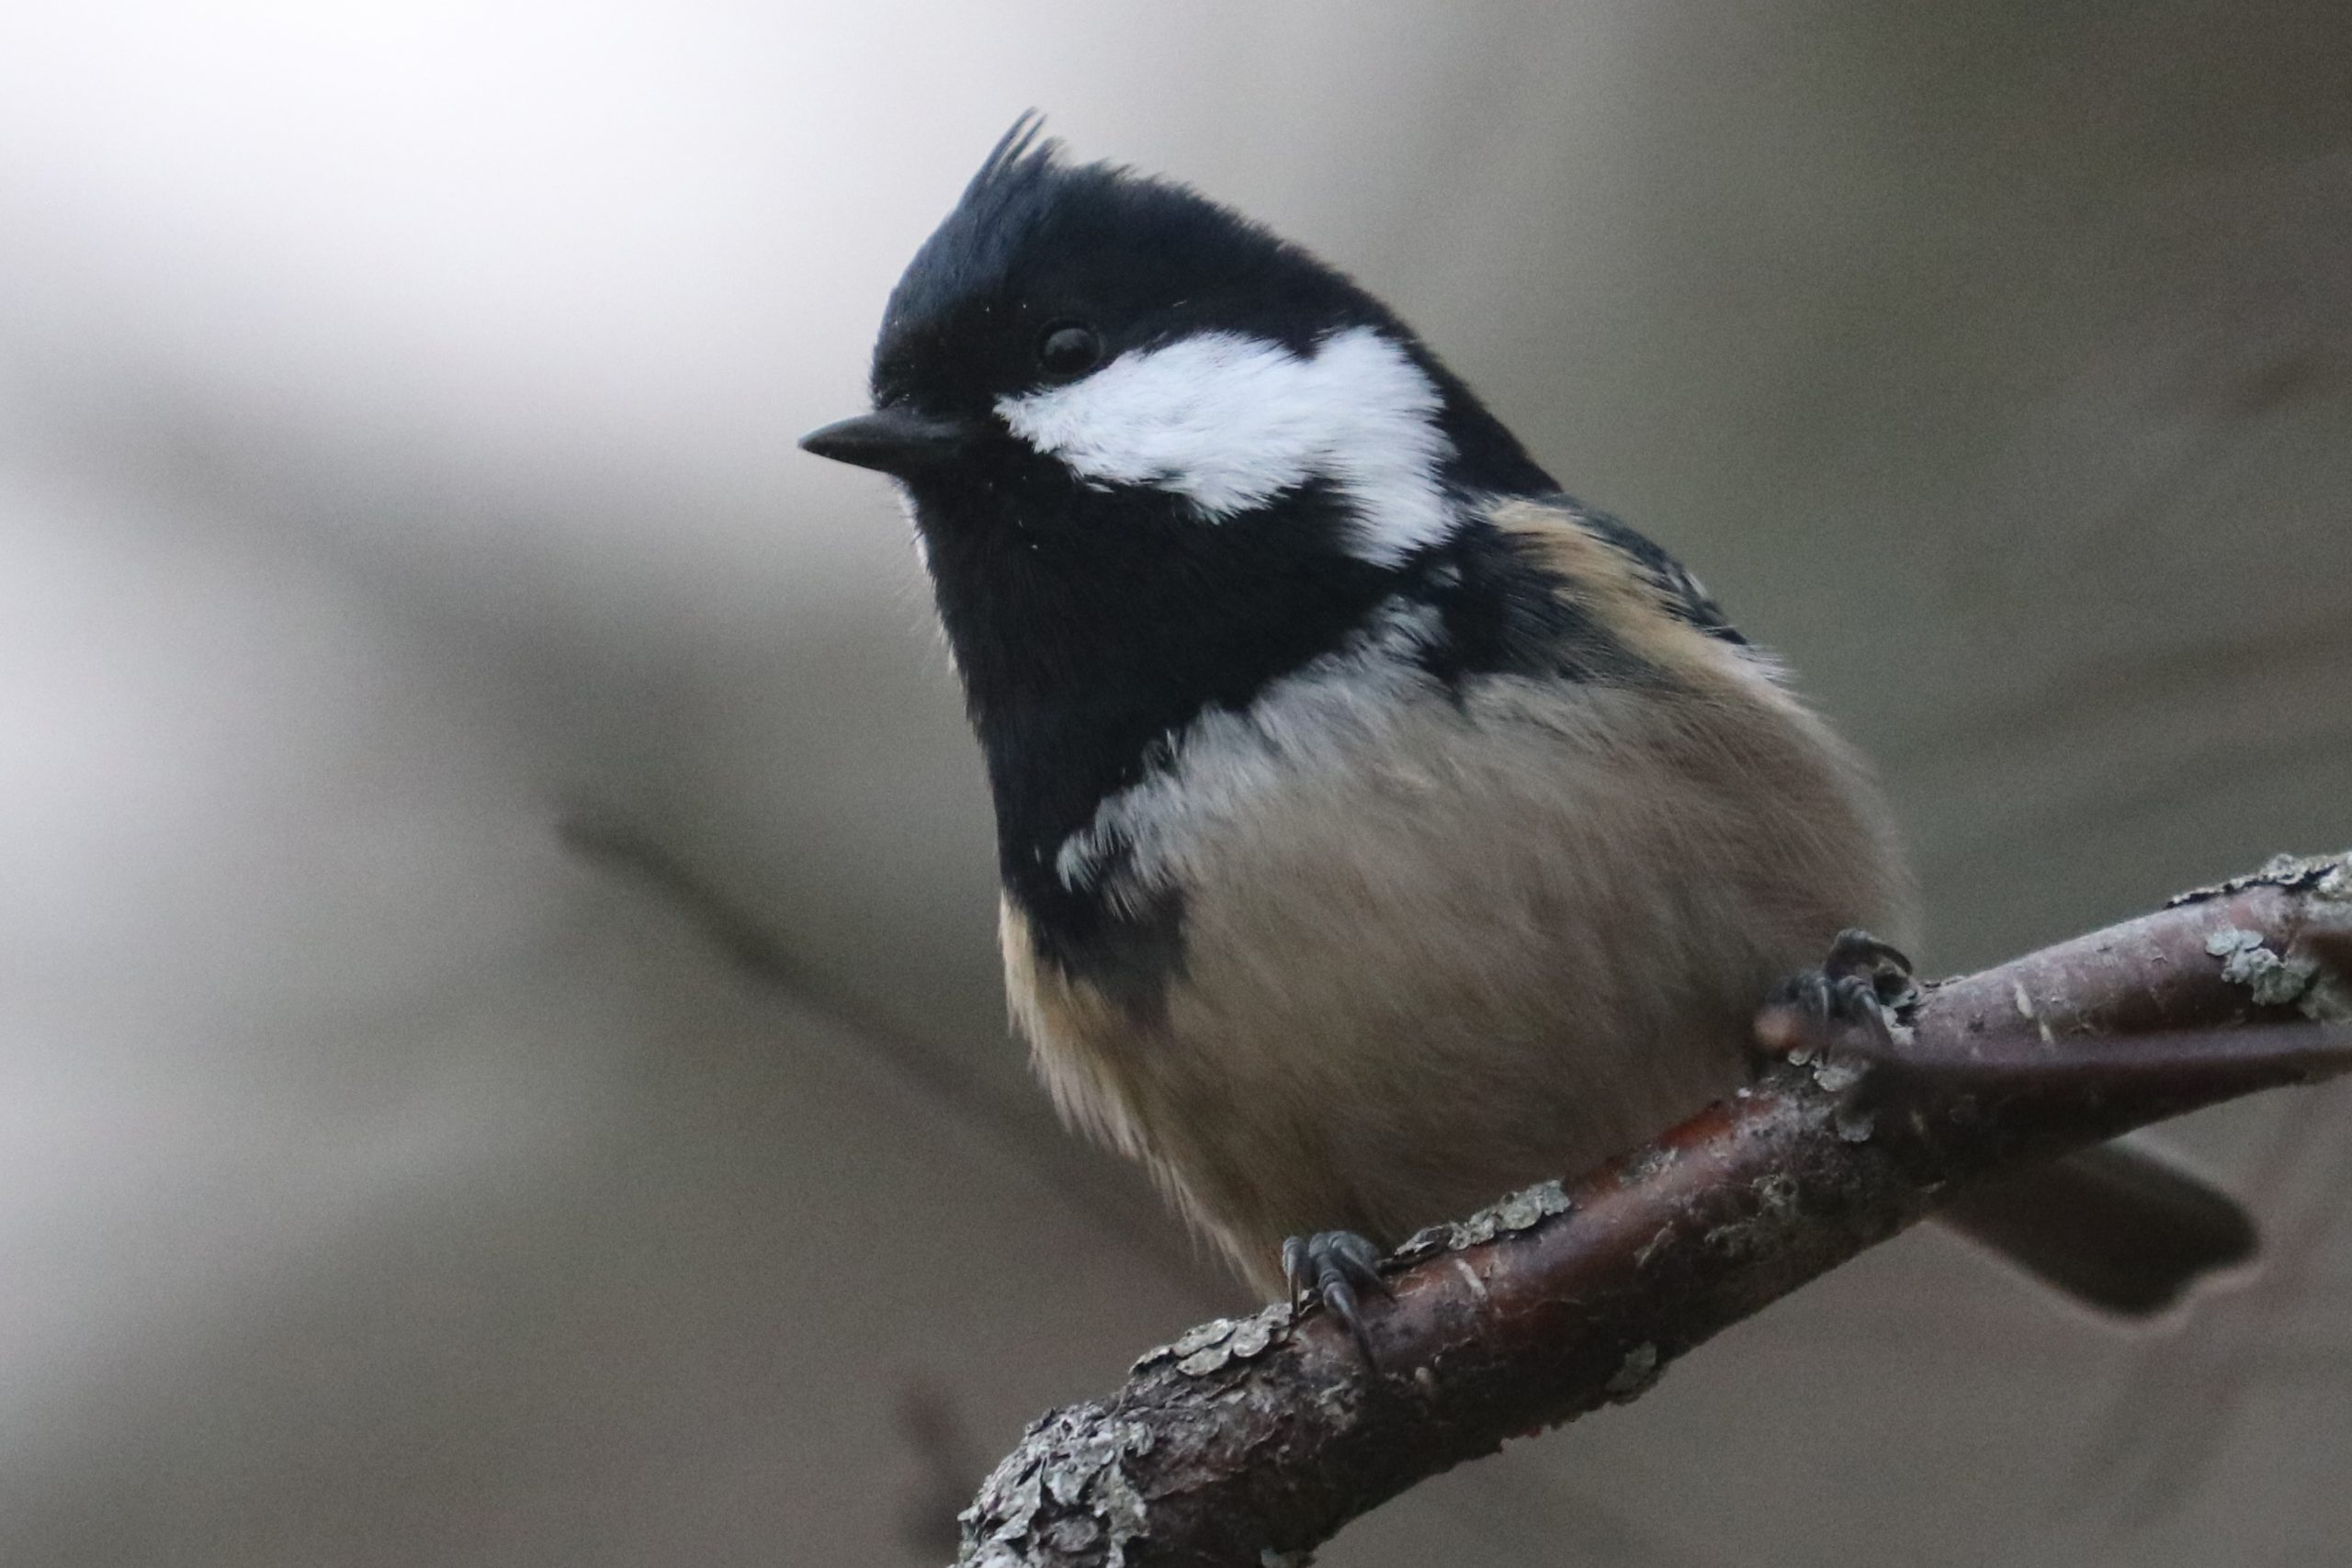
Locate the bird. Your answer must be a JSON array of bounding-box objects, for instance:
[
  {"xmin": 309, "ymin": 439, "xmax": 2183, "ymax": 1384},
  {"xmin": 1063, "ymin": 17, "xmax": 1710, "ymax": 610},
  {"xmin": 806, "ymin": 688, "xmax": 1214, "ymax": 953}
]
[{"xmin": 800, "ymin": 115, "xmax": 2256, "ymax": 1355}]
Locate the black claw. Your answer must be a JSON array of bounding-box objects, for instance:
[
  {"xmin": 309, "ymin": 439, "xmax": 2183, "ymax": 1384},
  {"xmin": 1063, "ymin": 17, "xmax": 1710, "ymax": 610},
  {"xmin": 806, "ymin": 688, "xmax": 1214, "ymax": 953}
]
[
  {"xmin": 1763, "ymin": 928, "xmax": 1917, "ymax": 1057},
  {"xmin": 1282, "ymin": 1230, "xmax": 1393, "ymax": 1367},
  {"xmin": 1323, "ymin": 1279, "xmax": 1374, "ymax": 1362},
  {"xmin": 1829, "ymin": 974, "xmax": 1894, "ymax": 1046},
  {"xmin": 1824, "ymin": 929, "xmax": 1914, "ymax": 1007}
]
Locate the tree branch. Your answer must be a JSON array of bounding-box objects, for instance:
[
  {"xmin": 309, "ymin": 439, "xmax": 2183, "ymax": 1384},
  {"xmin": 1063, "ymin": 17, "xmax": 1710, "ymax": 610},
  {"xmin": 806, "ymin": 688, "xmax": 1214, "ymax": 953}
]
[{"xmin": 956, "ymin": 853, "xmax": 2352, "ymax": 1568}]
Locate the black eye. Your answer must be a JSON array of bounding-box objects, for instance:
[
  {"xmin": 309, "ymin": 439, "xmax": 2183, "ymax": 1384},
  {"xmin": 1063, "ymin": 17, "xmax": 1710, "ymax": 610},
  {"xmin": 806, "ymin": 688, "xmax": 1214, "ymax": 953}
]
[{"xmin": 1036, "ymin": 322, "xmax": 1103, "ymax": 378}]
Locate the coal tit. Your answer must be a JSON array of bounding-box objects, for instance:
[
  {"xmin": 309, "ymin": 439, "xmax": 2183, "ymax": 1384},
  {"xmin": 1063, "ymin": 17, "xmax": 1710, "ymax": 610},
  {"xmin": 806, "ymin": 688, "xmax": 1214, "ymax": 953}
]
[{"xmin": 802, "ymin": 117, "xmax": 2254, "ymax": 1351}]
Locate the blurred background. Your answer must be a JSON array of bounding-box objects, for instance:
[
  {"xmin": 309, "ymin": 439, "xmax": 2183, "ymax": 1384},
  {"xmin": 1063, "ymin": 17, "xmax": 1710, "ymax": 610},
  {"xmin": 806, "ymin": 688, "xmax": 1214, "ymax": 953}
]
[{"xmin": 3, "ymin": 3, "xmax": 2348, "ymax": 1563}]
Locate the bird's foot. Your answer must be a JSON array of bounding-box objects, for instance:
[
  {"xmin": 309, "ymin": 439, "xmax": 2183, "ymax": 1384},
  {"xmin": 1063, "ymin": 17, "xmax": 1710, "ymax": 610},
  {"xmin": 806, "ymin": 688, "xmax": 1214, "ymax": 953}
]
[
  {"xmin": 1758, "ymin": 929, "xmax": 1915, "ymax": 1056},
  {"xmin": 1282, "ymin": 1229, "xmax": 1393, "ymax": 1366}
]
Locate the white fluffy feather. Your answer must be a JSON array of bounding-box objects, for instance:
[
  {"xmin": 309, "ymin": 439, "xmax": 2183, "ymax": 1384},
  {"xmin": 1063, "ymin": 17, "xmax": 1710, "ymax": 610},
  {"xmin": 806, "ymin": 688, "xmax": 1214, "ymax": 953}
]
[
  {"xmin": 1053, "ymin": 597, "xmax": 1443, "ymax": 895},
  {"xmin": 996, "ymin": 326, "xmax": 1457, "ymax": 565}
]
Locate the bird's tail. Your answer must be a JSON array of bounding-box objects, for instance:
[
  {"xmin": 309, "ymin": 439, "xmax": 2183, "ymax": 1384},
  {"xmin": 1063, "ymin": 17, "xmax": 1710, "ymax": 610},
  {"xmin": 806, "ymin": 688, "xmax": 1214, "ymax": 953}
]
[{"xmin": 1936, "ymin": 1142, "xmax": 2258, "ymax": 1316}]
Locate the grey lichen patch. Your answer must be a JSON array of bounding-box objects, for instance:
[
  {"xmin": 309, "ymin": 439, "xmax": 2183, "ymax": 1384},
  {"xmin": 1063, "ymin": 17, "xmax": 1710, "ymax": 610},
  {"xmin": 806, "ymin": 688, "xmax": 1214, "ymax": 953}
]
[
  {"xmin": 1751, "ymin": 1172, "xmax": 1799, "ymax": 1215},
  {"xmin": 1809, "ymin": 1055, "xmax": 1867, "ymax": 1096},
  {"xmin": 2290, "ymin": 865, "xmax": 2352, "ymax": 1022},
  {"xmin": 2299, "ymin": 964, "xmax": 2352, "ymax": 1024},
  {"xmin": 2169, "ymin": 851, "xmax": 2351, "ymax": 908},
  {"xmin": 1706, "ymin": 1170, "xmax": 1815, "ymax": 1262},
  {"xmin": 1135, "ymin": 1303, "xmax": 1292, "ymax": 1379},
  {"xmin": 1396, "ymin": 1179, "xmax": 1575, "ymax": 1260},
  {"xmin": 1388, "ymin": 1228, "xmax": 1448, "ymax": 1266},
  {"xmin": 1618, "ymin": 1145, "xmax": 1680, "ymax": 1186},
  {"xmin": 1132, "ymin": 1317, "xmax": 1230, "ymax": 1377},
  {"xmin": 2207, "ymin": 926, "xmax": 2327, "ymax": 1010},
  {"xmin": 1492, "ymin": 1179, "xmax": 1575, "ymax": 1231},
  {"xmin": 1175, "ymin": 1345, "xmax": 1230, "ymax": 1378},
  {"xmin": 1603, "ymin": 1341, "xmax": 1661, "ymax": 1403},
  {"xmin": 958, "ymin": 1404, "xmax": 1157, "ymax": 1568},
  {"xmin": 1227, "ymin": 1309, "xmax": 1281, "ymax": 1360},
  {"xmin": 1178, "ymin": 1309, "xmax": 1283, "ymax": 1376},
  {"xmin": 1259, "ymin": 1550, "xmax": 1317, "ymax": 1568},
  {"xmin": 1800, "ymin": 1043, "xmax": 1884, "ymax": 1140}
]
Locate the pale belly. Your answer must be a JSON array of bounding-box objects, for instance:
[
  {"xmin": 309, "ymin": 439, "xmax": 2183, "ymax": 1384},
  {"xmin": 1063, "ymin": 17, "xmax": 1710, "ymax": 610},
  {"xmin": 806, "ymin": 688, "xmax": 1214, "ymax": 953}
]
[{"xmin": 1004, "ymin": 671, "xmax": 1912, "ymax": 1294}]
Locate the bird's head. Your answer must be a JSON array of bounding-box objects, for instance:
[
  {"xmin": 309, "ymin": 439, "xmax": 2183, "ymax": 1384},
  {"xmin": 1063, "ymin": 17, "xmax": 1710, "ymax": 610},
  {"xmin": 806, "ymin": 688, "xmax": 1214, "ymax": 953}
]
[
  {"xmin": 802, "ymin": 119, "xmax": 1577, "ymax": 942},
  {"xmin": 802, "ymin": 119, "xmax": 1555, "ymax": 698}
]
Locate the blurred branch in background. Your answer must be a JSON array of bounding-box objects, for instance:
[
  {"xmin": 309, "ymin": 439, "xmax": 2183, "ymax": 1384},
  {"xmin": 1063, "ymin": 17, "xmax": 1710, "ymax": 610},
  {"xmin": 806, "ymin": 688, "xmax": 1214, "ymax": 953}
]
[
  {"xmin": 557, "ymin": 810, "xmax": 1230, "ymax": 1307},
  {"xmin": 897, "ymin": 1376, "xmax": 997, "ymax": 1562},
  {"xmin": 957, "ymin": 854, "xmax": 2352, "ymax": 1568}
]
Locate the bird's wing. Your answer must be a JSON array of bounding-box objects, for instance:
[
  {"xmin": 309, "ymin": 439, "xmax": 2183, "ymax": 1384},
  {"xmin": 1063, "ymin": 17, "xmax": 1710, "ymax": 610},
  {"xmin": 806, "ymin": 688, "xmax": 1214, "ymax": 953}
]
[
  {"xmin": 1471, "ymin": 493, "xmax": 1776, "ymax": 697},
  {"xmin": 1562, "ymin": 503, "xmax": 1747, "ymax": 645}
]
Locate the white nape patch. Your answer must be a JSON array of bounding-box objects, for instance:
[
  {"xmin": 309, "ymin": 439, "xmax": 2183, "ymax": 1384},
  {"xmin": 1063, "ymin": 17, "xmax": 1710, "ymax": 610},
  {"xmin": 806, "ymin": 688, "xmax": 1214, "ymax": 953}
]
[
  {"xmin": 1054, "ymin": 597, "xmax": 1444, "ymax": 896},
  {"xmin": 996, "ymin": 326, "xmax": 1457, "ymax": 566}
]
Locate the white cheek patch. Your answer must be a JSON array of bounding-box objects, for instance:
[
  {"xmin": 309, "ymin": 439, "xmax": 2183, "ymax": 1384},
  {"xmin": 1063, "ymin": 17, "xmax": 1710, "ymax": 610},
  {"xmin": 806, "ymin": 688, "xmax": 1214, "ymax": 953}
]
[{"xmin": 995, "ymin": 325, "xmax": 1457, "ymax": 565}]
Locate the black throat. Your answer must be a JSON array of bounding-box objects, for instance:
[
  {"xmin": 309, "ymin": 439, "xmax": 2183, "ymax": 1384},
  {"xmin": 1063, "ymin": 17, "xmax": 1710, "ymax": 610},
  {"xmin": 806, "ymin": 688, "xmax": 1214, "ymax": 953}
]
[{"xmin": 908, "ymin": 446, "xmax": 1399, "ymax": 992}]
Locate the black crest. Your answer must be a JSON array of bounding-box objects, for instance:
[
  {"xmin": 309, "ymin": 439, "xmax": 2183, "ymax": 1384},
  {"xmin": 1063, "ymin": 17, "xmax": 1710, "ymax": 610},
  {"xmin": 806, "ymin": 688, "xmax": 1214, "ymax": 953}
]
[{"xmin": 871, "ymin": 114, "xmax": 1429, "ymax": 416}]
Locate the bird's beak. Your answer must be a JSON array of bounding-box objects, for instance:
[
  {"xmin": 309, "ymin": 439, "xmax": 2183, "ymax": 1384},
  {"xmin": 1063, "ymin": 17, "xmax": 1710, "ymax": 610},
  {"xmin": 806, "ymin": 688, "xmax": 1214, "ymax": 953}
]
[{"xmin": 797, "ymin": 409, "xmax": 976, "ymax": 477}]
